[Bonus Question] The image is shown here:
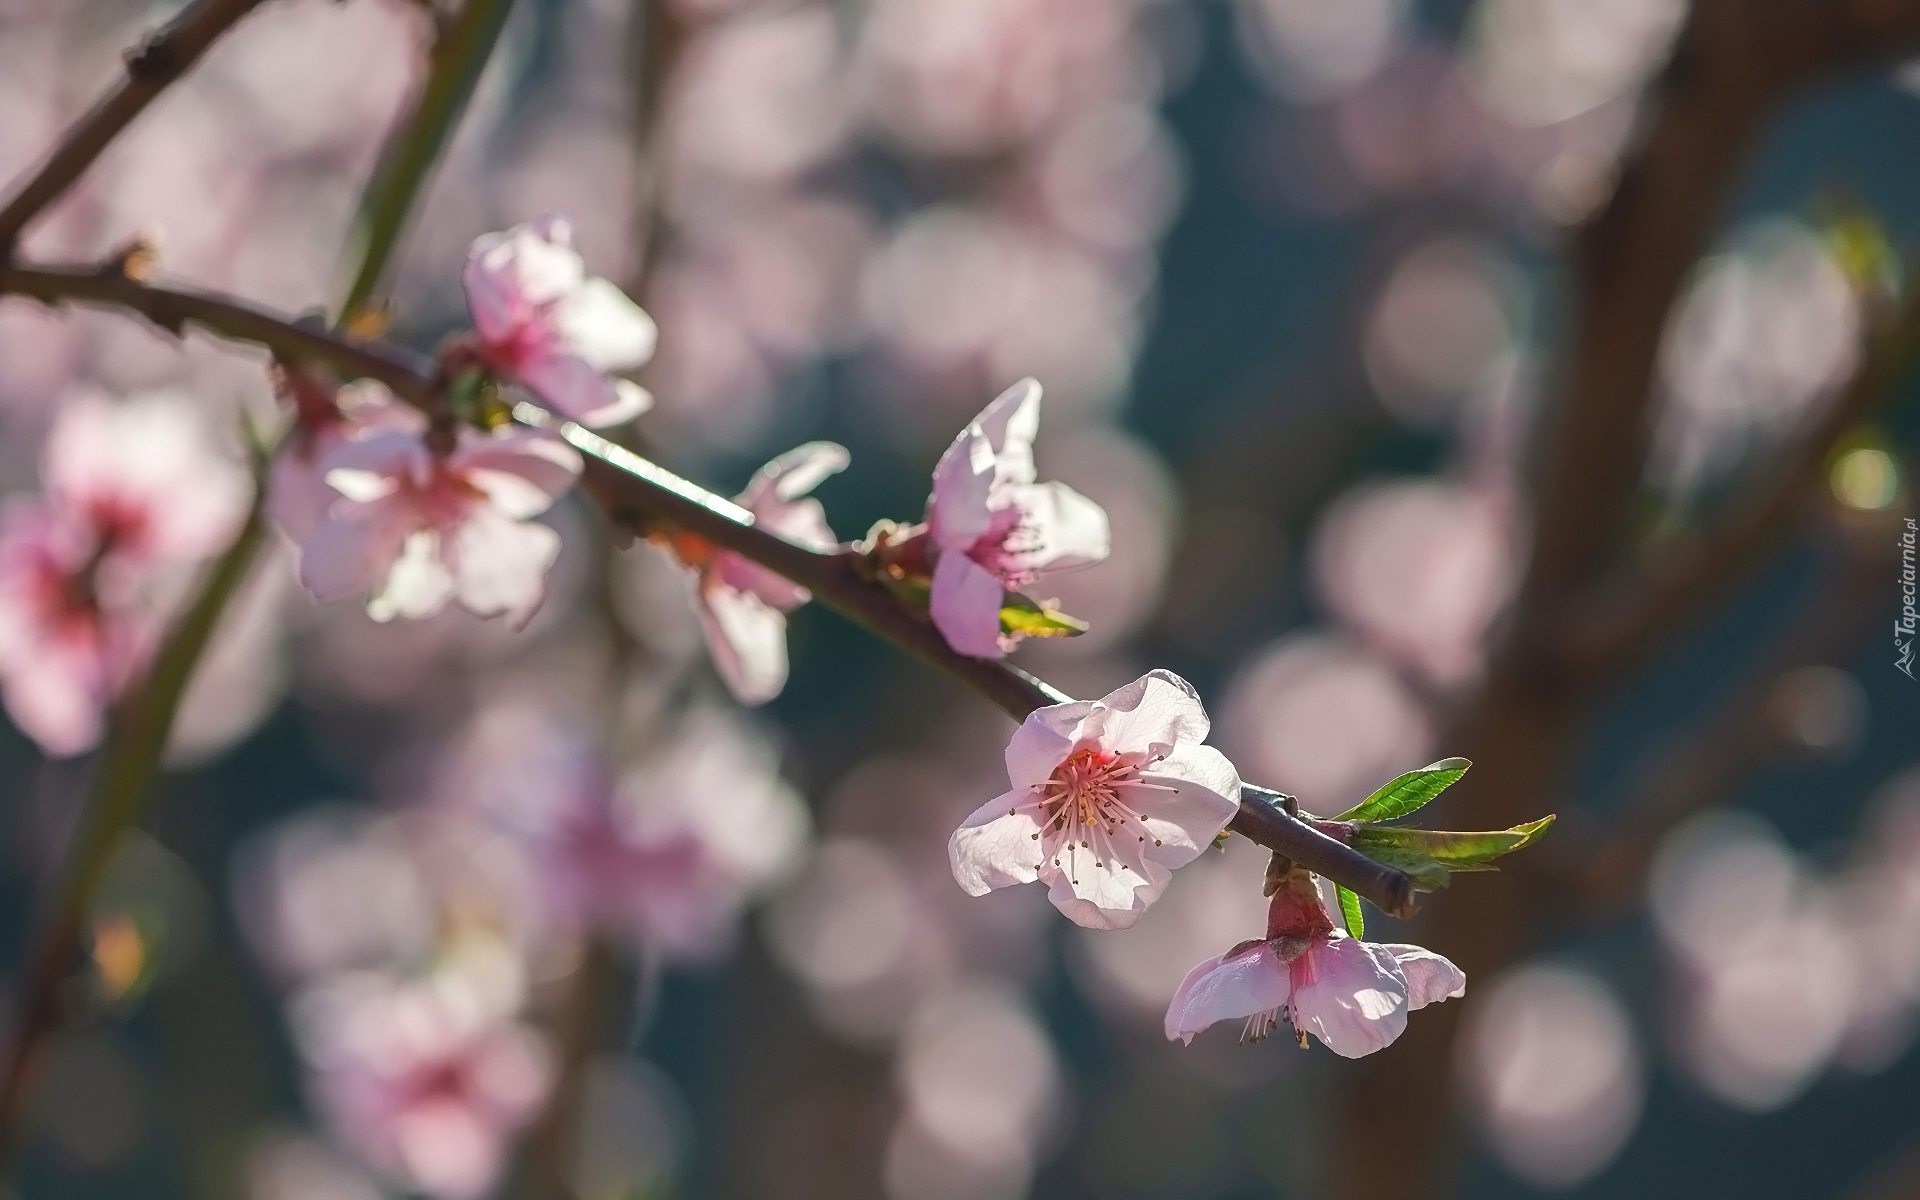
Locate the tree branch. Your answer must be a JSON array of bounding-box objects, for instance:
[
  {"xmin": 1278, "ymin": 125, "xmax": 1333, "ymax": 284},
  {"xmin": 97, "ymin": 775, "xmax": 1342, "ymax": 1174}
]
[
  {"xmin": 0, "ymin": 256, "xmax": 1419, "ymax": 919},
  {"xmin": 0, "ymin": 0, "xmax": 272, "ymax": 249}
]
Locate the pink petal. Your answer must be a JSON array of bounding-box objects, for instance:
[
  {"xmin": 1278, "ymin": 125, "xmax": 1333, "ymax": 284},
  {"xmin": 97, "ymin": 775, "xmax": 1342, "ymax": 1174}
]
[
  {"xmin": 452, "ymin": 428, "xmax": 583, "ymax": 519},
  {"xmin": 1000, "ymin": 480, "xmax": 1110, "ymax": 573},
  {"xmin": 711, "ymin": 550, "xmax": 810, "ymax": 613},
  {"xmin": 449, "ymin": 508, "xmax": 561, "ymax": 623},
  {"xmin": 927, "ymin": 425, "xmax": 997, "ymax": 550},
  {"xmin": 947, "ymin": 787, "xmax": 1046, "ymax": 895},
  {"xmin": 554, "ymin": 277, "xmax": 658, "ymax": 373},
  {"xmin": 1130, "ymin": 746, "xmax": 1243, "ymax": 870},
  {"xmin": 514, "ymin": 351, "xmax": 647, "ymax": 428},
  {"xmin": 320, "ymin": 429, "xmax": 431, "ymax": 499},
  {"xmin": 464, "ymin": 219, "xmax": 585, "ymax": 339},
  {"xmin": 738, "ymin": 442, "xmax": 850, "ymax": 512},
  {"xmin": 3, "ymin": 643, "xmax": 108, "ymax": 757},
  {"xmin": 1003, "ymin": 698, "xmax": 1095, "ymax": 788},
  {"xmin": 1381, "ymin": 944, "xmax": 1466, "ymax": 1010},
  {"xmin": 974, "ymin": 377, "xmax": 1042, "ymax": 486},
  {"xmin": 1085, "ymin": 669, "xmax": 1212, "ymax": 758},
  {"xmin": 1290, "ymin": 935, "xmax": 1411, "ymax": 1058},
  {"xmin": 930, "ymin": 550, "xmax": 1006, "ymax": 658},
  {"xmin": 299, "ymin": 494, "xmax": 420, "ymax": 602},
  {"xmin": 1165, "ymin": 943, "xmax": 1294, "ymax": 1044},
  {"xmin": 696, "ymin": 580, "xmax": 789, "ymax": 705},
  {"xmin": 1042, "ymin": 825, "xmax": 1168, "ymax": 931}
]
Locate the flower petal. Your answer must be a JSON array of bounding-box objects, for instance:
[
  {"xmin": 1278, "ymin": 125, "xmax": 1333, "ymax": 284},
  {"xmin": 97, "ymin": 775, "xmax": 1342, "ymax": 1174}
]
[
  {"xmin": 1000, "ymin": 480, "xmax": 1110, "ymax": 573},
  {"xmin": 1042, "ymin": 841, "xmax": 1166, "ymax": 930},
  {"xmin": 554, "ymin": 277, "xmax": 657, "ymax": 373},
  {"xmin": 1131, "ymin": 749, "xmax": 1242, "ymax": 871},
  {"xmin": 449, "ymin": 508, "xmax": 562, "ymax": 624},
  {"xmin": 514, "ymin": 352, "xmax": 646, "ymax": 428},
  {"xmin": 1085, "ymin": 669, "xmax": 1211, "ymax": 758},
  {"xmin": 299, "ymin": 494, "xmax": 419, "ymax": 602},
  {"xmin": 1290, "ymin": 935, "xmax": 1411, "ymax": 1058},
  {"xmin": 930, "ymin": 549, "xmax": 1007, "ymax": 658},
  {"xmin": 453, "ymin": 428, "xmax": 583, "ymax": 519},
  {"xmin": 696, "ymin": 580, "xmax": 789, "ymax": 705},
  {"xmin": 739, "ymin": 442, "xmax": 850, "ymax": 511},
  {"xmin": 368, "ymin": 529, "xmax": 457, "ymax": 622},
  {"xmin": 975, "ymin": 377, "xmax": 1041, "ymax": 486},
  {"xmin": 927, "ymin": 424, "xmax": 997, "ymax": 550},
  {"xmin": 947, "ymin": 788, "xmax": 1046, "ymax": 896},
  {"xmin": 1003, "ymin": 698, "xmax": 1094, "ymax": 788},
  {"xmin": 1165, "ymin": 943, "xmax": 1294, "ymax": 1044},
  {"xmin": 1381, "ymin": 944, "xmax": 1466, "ymax": 1010}
]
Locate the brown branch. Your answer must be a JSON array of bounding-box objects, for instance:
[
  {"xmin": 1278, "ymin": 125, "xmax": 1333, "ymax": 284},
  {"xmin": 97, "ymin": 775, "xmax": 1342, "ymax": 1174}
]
[
  {"xmin": 0, "ymin": 0, "xmax": 272, "ymax": 249},
  {"xmin": 0, "ymin": 256, "xmax": 1419, "ymax": 919},
  {"xmin": 1560, "ymin": 262, "xmax": 1920, "ymax": 678}
]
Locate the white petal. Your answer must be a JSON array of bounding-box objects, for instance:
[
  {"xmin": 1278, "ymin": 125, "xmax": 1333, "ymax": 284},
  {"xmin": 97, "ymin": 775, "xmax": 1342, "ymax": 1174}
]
[
  {"xmin": 450, "ymin": 509, "xmax": 561, "ymax": 624},
  {"xmin": 1085, "ymin": 669, "xmax": 1212, "ymax": 757},
  {"xmin": 453, "ymin": 428, "xmax": 583, "ymax": 519},
  {"xmin": 975, "ymin": 377, "xmax": 1041, "ymax": 485},
  {"xmin": 369, "ymin": 529, "xmax": 457, "ymax": 622},
  {"xmin": 515, "ymin": 352, "xmax": 644, "ymax": 428},
  {"xmin": 554, "ymin": 277, "xmax": 657, "ymax": 372},
  {"xmin": 927, "ymin": 424, "xmax": 997, "ymax": 549},
  {"xmin": 739, "ymin": 442, "xmax": 850, "ymax": 511},
  {"xmin": 1003, "ymin": 699, "xmax": 1095, "ymax": 788},
  {"xmin": 948, "ymin": 788, "xmax": 1046, "ymax": 895},
  {"xmin": 1165, "ymin": 943, "xmax": 1294, "ymax": 1043},
  {"xmin": 1042, "ymin": 838, "xmax": 1167, "ymax": 930},
  {"xmin": 1004, "ymin": 480, "xmax": 1110, "ymax": 573},
  {"xmin": 299, "ymin": 494, "xmax": 419, "ymax": 602},
  {"xmin": 1381, "ymin": 944, "xmax": 1466, "ymax": 1010},
  {"xmin": 697, "ymin": 580, "xmax": 789, "ymax": 705},
  {"xmin": 1131, "ymin": 753, "xmax": 1243, "ymax": 871},
  {"xmin": 1291, "ymin": 935, "xmax": 1412, "ymax": 1058},
  {"xmin": 929, "ymin": 550, "xmax": 1007, "ymax": 658}
]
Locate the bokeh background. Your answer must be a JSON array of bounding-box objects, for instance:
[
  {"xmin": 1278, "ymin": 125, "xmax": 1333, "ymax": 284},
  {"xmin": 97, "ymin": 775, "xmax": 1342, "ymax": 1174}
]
[{"xmin": 1, "ymin": 0, "xmax": 1919, "ymax": 1197}]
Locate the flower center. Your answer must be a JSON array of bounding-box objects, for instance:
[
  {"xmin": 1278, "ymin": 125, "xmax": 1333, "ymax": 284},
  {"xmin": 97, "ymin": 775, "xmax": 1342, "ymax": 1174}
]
[{"xmin": 1041, "ymin": 747, "xmax": 1135, "ymax": 830}]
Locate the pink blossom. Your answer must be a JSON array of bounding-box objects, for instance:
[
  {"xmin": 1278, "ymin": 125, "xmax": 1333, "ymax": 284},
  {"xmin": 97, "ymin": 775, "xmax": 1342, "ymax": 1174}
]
[
  {"xmin": 926, "ymin": 378, "xmax": 1108, "ymax": 657},
  {"xmin": 469, "ymin": 708, "xmax": 811, "ymax": 961},
  {"xmin": 665, "ymin": 441, "xmax": 847, "ymax": 704},
  {"xmin": 1164, "ymin": 874, "xmax": 1464, "ymax": 1056},
  {"xmin": 0, "ymin": 504, "xmax": 147, "ymax": 755},
  {"xmin": 948, "ymin": 670, "xmax": 1241, "ymax": 929},
  {"xmin": 300, "ymin": 971, "xmax": 552, "ymax": 1200},
  {"xmin": 297, "ymin": 425, "xmax": 581, "ymax": 624},
  {"xmin": 268, "ymin": 375, "xmax": 425, "ymax": 542},
  {"xmin": 464, "ymin": 216, "xmax": 658, "ymax": 427}
]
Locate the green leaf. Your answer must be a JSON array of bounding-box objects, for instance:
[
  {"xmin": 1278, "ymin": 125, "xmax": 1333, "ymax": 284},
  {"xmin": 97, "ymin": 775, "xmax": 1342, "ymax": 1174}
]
[
  {"xmin": 1333, "ymin": 757, "xmax": 1471, "ymax": 822},
  {"xmin": 1347, "ymin": 816, "xmax": 1556, "ymax": 891},
  {"xmin": 999, "ymin": 593, "xmax": 1088, "ymax": 639},
  {"xmin": 337, "ymin": 0, "xmax": 518, "ymax": 322},
  {"xmin": 1336, "ymin": 885, "xmax": 1364, "ymax": 938}
]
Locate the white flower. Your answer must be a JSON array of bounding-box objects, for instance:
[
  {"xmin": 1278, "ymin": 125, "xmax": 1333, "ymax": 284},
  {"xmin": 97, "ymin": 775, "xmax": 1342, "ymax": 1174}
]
[{"xmin": 948, "ymin": 670, "xmax": 1242, "ymax": 929}]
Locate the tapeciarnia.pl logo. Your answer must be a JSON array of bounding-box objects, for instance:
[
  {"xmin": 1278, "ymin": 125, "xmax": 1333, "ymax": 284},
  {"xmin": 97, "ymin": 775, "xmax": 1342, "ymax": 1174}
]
[{"xmin": 1900, "ymin": 517, "xmax": 1917, "ymax": 679}]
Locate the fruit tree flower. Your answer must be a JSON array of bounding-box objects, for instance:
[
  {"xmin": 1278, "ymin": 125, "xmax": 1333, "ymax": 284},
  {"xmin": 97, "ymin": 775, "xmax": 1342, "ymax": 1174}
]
[
  {"xmin": 948, "ymin": 670, "xmax": 1242, "ymax": 929},
  {"xmin": 269, "ymin": 373, "xmax": 426, "ymax": 541},
  {"xmin": 298, "ymin": 425, "xmax": 582, "ymax": 624},
  {"xmin": 463, "ymin": 216, "xmax": 658, "ymax": 427},
  {"xmin": 926, "ymin": 377, "xmax": 1109, "ymax": 657},
  {"xmin": 660, "ymin": 441, "xmax": 848, "ymax": 705},
  {"xmin": 1164, "ymin": 865, "xmax": 1465, "ymax": 1056}
]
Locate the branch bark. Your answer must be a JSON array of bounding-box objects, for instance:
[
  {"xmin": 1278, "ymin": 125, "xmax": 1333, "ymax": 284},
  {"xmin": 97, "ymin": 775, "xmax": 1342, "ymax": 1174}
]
[{"xmin": 0, "ymin": 0, "xmax": 272, "ymax": 249}]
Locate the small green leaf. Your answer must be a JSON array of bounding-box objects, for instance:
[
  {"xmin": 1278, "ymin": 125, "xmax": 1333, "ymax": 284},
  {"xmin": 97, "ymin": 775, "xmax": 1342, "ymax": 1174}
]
[
  {"xmin": 1348, "ymin": 816, "xmax": 1556, "ymax": 891},
  {"xmin": 1336, "ymin": 885, "xmax": 1364, "ymax": 938},
  {"xmin": 1333, "ymin": 757, "xmax": 1471, "ymax": 822},
  {"xmin": 999, "ymin": 594, "xmax": 1089, "ymax": 639}
]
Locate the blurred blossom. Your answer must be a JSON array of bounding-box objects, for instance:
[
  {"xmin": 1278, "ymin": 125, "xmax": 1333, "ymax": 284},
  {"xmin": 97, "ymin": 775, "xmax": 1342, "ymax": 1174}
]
[
  {"xmin": 949, "ymin": 670, "xmax": 1242, "ymax": 929},
  {"xmin": 271, "ymin": 375, "xmax": 426, "ymax": 544},
  {"xmin": 1466, "ymin": 0, "xmax": 1685, "ymax": 127},
  {"xmin": 1837, "ymin": 770, "xmax": 1920, "ymax": 1069},
  {"xmin": 1234, "ymin": 0, "xmax": 1407, "ymax": 102},
  {"xmin": 764, "ymin": 837, "xmax": 944, "ymax": 1044},
  {"xmin": 665, "ymin": 6, "xmax": 852, "ymax": 190},
  {"xmin": 1220, "ymin": 634, "xmax": 1433, "ymax": 813},
  {"xmin": 1313, "ymin": 478, "xmax": 1519, "ymax": 687},
  {"xmin": 234, "ymin": 806, "xmax": 438, "ymax": 983},
  {"xmin": 1655, "ymin": 220, "xmax": 1861, "ymax": 496},
  {"xmin": 246, "ymin": 1132, "xmax": 386, "ymax": 1200},
  {"xmin": 857, "ymin": 0, "xmax": 1139, "ymax": 158},
  {"xmin": 459, "ymin": 703, "xmax": 810, "ymax": 962},
  {"xmin": 1363, "ymin": 238, "xmax": 1524, "ymax": 424},
  {"xmin": 1763, "ymin": 665, "xmax": 1868, "ymax": 758},
  {"xmin": 887, "ymin": 982, "xmax": 1061, "ymax": 1200},
  {"xmin": 1650, "ymin": 813, "xmax": 1855, "ymax": 1110},
  {"xmin": 294, "ymin": 951, "xmax": 552, "ymax": 1200},
  {"xmin": 926, "ymin": 379, "xmax": 1109, "ymax": 658},
  {"xmin": 1031, "ymin": 104, "xmax": 1185, "ymax": 254},
  {"xmin": 1460, "ymin": 965, "xmax": 1644, "ymax": 1188}
]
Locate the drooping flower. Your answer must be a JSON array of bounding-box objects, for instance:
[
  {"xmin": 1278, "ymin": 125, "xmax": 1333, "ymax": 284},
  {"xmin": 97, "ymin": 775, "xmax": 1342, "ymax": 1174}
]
[
  {"xmin": 0, "ymin": 504, "xmax": 147, "ymax": 755},
  {"xmin": 1164, "ymin": 866, "xmax": 1465, "ymax": 1056},
  {"xmin": 459, "ymin": 704, "xmax": 811, "ymax": 961},
  {"xmin": 464, "ymin": 216, "xmax": 658, "ymax": 427},
  {"xmin": 948, "ymin": 670, "xmax": 1241, "ymax": 929},
  {"xmin": 297, "ymin": 425, "xmax": 582, "ymax": 624},
  {"xmin": 659, "ymin": 441, "xmax": 847, "ymax": 704},
  {"xmin": 926, "ymin": 377, "xmax": 1109, "ymax": 657}
]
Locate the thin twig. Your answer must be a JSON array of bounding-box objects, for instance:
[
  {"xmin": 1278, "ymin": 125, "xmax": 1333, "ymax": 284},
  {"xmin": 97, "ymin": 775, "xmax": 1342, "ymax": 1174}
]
[
  {"xmin": 0, "ymin": 0, "xmax": 272, "ymax": 249},
  {"xmin": 0, "ymin": 257, "xmax": 1419, "ymax": 918}
]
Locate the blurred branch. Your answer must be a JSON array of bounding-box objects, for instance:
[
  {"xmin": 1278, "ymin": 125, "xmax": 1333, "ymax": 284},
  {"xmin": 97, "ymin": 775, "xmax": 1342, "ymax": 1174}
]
[
  {"xmin": 338, "ymin": 0, "xmax": 518, "ymax": 321},
  {"xmin": 1561, "ymin": 267, "xmax": 1920, "ymax": 680},
  {"xmin": 0, "ymin": 253, "xmax": 1419, "ymax": 917},
  {"xmin": 0, "ymin": 0, "xmax": 270, "ymax": 249},
  {"xmin": 0, "ymin": 497, "xmax": 268, "ymax": 1165},
  {"xmin": 525, "ymin": 940, "xmax": 616, "ymax": 1200},
  {"xmin": 1572, "ymin": 513, "xmax": 1899, "ymax": 916}
]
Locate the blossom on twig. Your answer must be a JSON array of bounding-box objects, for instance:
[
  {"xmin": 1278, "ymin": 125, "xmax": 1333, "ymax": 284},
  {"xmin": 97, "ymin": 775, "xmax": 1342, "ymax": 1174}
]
[
  {"xmin": 948, "ymin": 669, "xmax": 1241, "ymax": 929},
  {"xmin": 926, "ymin": 377, "xmax": 1108, "ymax": 657}
]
